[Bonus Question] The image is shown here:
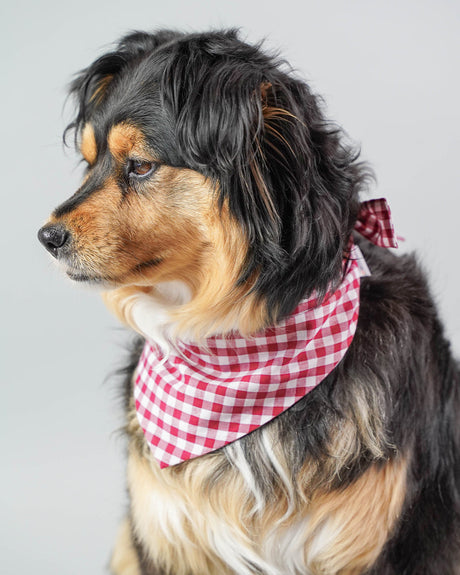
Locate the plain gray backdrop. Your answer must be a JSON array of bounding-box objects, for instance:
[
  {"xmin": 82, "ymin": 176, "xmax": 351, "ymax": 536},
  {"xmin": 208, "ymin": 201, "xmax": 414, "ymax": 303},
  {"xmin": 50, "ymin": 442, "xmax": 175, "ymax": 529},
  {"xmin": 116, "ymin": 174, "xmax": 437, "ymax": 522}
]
[{"xmin": 1, "ymin": 0, "xmax": 459, "ymax": 573}]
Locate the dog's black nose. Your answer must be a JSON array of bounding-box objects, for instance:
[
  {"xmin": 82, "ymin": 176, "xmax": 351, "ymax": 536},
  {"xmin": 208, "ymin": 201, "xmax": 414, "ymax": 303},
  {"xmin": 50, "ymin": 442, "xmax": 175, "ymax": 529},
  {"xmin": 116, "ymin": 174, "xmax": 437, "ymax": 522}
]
[{"xmin": 37, "ymin": 224, "xmax": 70, "ymax": 258}]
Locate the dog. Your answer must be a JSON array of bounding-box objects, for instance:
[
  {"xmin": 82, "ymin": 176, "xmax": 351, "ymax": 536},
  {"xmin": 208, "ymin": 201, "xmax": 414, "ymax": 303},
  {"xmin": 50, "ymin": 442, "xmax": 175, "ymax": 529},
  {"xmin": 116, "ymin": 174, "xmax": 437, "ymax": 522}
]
[{"xmin": 38, "ymin": 29, "xmax": 460, "ymax": 574}]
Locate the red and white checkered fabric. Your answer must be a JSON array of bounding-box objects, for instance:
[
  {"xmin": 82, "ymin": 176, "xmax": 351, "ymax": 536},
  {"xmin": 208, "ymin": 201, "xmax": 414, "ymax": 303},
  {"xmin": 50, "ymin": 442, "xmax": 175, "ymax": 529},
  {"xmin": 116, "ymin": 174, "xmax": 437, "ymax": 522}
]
[
  {"xmin": 135, "ymin": 198, "xmax": 398, "ymax": 468},
  {"xmin": 354, "ymin": 198, "xmax": 398, "ymax": 248}
]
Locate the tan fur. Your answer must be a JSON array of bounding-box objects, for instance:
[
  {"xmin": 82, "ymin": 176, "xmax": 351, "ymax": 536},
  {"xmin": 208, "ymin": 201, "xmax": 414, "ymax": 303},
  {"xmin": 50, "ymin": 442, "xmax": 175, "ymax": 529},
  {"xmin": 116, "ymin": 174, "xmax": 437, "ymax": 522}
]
[
  {"xmin": 302, "ymin": 457, "xmax": 407, "ymax": 574},
  {"xmin": 127, "ymin": 442, "xmax": 235, "ymax": 574},
  {"xmin": 52, "ymin": 166, "xmax": 213, "ymax": 286},
  {"xmin": 166, "ymin": 202, "xmax": 268, "ymax": 339},
  {"xmin": 90, "ymin": 73, "xmax": 114, "ymax": 105},
  {"xmin": 109, "ymin": 191, "xmax": 267, "ymax": 338},
  {"xmin": 247, "ymin": 154, "xmax": 278, "ymax": 224},
  {"xmin": 281, "ymin": 380, "xmax": 391, "ymax": 500},
  {"xmin": 102, "ymin": 285, "xmax": 151, "ymax": 331},
  {"xmin": 123, "ymin": 398, "xmax": 406, "ymax": 575},
  {"xmin": 107, "ymin": 123, "xmax": 155, "ymax": 163},
  {"xmin": 81, "ymin": 123, "xmax": 98, "ymax": 165},
  {"xmin": 110, "ymin": 518, "xmax": 141, "ymax": 575},
  {"xmin": 262, "ymin": 104, "xmax": 305, "ymax": 159},
  {"xmin": 322, "ymin": 385, "xmax": 391, "ymax": 486},
  {"xmin": 99, "ymin": 181, "xmax": 268, "ymax": 339}
]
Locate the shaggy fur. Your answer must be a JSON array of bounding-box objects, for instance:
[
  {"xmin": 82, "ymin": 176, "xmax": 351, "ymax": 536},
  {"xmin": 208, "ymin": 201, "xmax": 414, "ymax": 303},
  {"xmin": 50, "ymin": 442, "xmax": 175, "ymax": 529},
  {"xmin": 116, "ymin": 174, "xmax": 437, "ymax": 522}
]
[{"xmin": 38, "ymin": 29, "xmax": 460, "ymax": 574}]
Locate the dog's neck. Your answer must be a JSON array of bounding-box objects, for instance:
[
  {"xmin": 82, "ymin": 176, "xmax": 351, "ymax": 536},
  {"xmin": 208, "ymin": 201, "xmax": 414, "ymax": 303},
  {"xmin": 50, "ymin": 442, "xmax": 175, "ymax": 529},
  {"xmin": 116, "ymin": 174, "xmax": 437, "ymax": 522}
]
[{"xmin": 102, "ymin": 276, "xmax": 267, "ymax": 347}]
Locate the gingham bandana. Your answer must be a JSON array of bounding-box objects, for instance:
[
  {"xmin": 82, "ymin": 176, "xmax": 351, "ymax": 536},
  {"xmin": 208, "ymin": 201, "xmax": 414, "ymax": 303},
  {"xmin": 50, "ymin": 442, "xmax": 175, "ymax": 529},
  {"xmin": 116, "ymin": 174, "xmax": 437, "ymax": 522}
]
[{"xmin": 135, "ymin": 198, "xmax": 398, "ymax": 468}]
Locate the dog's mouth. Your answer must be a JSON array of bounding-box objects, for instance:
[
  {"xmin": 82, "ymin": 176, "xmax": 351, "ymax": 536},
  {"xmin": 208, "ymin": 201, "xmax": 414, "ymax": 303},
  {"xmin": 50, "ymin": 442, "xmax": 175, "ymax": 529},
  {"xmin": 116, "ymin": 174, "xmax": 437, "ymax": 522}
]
[
  {"xmin": 66, "ymin": 270, "xmax": 104, "ymax": 284},
  {"xmin": 63, "ymin": 261, "xmax": 112, "ymax": 286},
  {"xmin": 62, "ymin": 256, "xmax": 165, "ymax": 286},
  {"xmin": 54, "ymin": 252, "xmax": 113, "ymax": 286}
]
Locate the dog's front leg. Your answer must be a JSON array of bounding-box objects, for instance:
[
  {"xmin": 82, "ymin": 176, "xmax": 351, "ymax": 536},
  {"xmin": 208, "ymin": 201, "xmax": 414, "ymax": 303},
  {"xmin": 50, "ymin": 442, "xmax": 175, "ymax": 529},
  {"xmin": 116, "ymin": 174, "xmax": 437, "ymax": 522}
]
[
  {"xmin": 110, "ymin": 518, "xmax": 142, "ymax": 575},
  {"xmin": 110, "ymin": 516, "xmax": 172, "ymax": 575}
]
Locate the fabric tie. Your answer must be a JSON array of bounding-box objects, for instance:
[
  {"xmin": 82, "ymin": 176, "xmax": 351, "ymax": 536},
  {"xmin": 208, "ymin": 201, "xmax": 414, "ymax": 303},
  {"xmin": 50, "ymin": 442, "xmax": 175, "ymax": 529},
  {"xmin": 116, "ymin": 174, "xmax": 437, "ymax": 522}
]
[
  {"xmin": 354, "ymin": 198, "xmax": 398, "ymax": 248},
  {"xmin": 134, "ymin": 198, "xmax": 398, "ymax": 468}
]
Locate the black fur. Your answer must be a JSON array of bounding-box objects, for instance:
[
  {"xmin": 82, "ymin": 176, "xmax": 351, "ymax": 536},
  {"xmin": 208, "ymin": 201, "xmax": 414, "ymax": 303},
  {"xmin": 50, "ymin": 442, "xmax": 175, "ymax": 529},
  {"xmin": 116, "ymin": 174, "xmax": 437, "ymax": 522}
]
[{"xmin": 58, "ymin": 29, "xmax": 460, "ymax": 573}]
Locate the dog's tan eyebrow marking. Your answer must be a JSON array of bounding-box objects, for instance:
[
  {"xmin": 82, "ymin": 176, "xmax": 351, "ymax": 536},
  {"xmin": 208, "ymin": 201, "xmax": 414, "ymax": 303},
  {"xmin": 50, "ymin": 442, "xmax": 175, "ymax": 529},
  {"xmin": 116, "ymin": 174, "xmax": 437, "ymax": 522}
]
[
  {"xmin": 108, "ymin": 123, "xmax": 150, "ymax": 162},
  {"xmin": 80, "ymin": 123, "xmax": 98, "ymax": 165}
]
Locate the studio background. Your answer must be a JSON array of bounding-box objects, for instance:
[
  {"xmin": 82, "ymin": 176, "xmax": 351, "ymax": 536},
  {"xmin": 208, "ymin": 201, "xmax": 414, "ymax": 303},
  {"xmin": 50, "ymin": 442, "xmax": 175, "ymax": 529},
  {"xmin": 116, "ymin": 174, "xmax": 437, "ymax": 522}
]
[{"xmin": 1, "ymin": 1, "xmax": 459, "ymax": 573}]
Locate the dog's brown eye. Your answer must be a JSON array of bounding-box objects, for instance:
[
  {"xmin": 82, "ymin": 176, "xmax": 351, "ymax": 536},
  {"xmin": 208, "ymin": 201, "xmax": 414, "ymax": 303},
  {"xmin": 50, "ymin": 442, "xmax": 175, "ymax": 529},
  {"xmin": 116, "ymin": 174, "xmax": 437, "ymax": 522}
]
[{"xmin": 128, "ymin": 159, "xmax": 157, "ymax": 178}]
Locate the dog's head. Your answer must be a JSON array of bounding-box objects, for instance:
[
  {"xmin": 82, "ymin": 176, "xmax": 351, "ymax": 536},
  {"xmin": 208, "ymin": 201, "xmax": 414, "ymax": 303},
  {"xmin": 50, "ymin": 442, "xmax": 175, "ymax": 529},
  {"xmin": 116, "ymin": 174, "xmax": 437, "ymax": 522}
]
[{"xmin": 38, "ymin": 29, "xmax": 367, "ymax": 336}]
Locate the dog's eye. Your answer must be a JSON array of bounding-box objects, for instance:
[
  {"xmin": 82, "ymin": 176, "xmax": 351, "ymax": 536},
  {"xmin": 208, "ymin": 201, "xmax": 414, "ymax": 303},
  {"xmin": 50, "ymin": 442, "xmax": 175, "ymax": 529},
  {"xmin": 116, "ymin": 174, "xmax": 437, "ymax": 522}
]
[{"xmin": 127, "ymin": 159, "xmax": 157, "ymax": 178}]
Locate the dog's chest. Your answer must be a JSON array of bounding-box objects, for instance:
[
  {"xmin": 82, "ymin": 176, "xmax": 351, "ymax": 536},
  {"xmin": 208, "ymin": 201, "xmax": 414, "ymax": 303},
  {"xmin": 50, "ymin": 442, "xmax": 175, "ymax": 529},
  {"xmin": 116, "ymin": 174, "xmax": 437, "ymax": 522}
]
[{"xmin": 126, "ymin": 411, "xmax": 407, "ymax": 575}]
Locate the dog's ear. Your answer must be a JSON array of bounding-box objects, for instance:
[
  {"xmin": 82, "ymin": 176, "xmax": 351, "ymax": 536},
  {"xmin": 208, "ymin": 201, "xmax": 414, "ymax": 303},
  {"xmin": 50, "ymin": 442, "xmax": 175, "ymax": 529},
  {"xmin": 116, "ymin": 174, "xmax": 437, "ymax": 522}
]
[
  {"xmin": 163, "ymin": 37, "xmax": 368, "ymax": 322},
  {"xmin": 252, "ymin": 78, "xmax": 366, "ymax": 314},
  {"xmin": 254, "ymin": 78, "xmax": 369, "ymax": 320},
  {"xmin": 64, "ymin": 30, "xmax": 182, "ymax": 146}
]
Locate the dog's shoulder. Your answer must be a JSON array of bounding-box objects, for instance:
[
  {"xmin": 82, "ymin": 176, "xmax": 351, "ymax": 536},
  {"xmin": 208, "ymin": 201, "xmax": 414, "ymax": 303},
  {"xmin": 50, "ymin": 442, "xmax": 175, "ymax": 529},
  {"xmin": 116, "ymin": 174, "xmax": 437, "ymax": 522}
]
[{"xmin": 356, "ymin": 235, "xmax": 438, "ymax": 331}]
